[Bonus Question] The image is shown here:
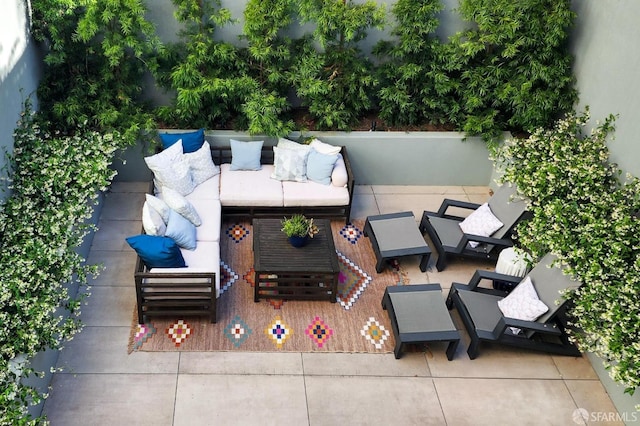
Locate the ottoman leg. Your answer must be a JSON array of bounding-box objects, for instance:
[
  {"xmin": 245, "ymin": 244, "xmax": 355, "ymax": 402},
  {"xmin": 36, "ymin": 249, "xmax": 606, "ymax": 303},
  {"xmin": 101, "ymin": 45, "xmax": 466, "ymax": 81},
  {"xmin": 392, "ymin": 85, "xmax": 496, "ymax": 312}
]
[
  {"xmin": 446, "ymin": 339, "xmax": 459, "ymax": 361},
  {"xmin": 394, "ymin": 341, "xmax": 404, "ymax": 359},
  {"xmin": 419, "ymin": 253, "xmax": 431, "ymax": 272}
]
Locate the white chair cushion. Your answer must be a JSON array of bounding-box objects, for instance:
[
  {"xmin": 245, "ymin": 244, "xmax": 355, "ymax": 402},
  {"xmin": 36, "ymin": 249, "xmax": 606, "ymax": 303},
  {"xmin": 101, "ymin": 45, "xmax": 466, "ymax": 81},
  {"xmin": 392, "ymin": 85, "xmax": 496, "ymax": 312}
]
[
  {"xmin": 459, "ymin": 202, "xmax": 504, "ymax": 248},
  {"xmin": 219, "ymin": 164, "xmax": 283, "ymax": 207},
  {"xmin": 282, "ymin": 180, "xmax": 350, "ymax": 206},
  {"xmin": 497, "ymin": 276, "xmax": 549, "ymax": 334}
]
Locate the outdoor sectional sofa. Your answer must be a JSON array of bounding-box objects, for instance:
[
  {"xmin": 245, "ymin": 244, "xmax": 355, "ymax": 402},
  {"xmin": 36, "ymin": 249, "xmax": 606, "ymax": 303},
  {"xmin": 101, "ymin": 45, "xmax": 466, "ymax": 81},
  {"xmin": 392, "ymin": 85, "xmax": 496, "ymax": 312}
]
[{"xmin": 128, "ymin": 130, "xmax": 354, "ymax": 324}]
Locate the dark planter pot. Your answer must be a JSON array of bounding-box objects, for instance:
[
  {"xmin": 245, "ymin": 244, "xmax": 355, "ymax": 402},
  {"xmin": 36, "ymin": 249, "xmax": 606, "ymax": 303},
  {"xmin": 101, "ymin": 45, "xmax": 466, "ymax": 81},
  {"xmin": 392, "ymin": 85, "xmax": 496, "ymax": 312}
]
[{"xmin": 288, "ymin": 235, "xmax": 308, "ymax": 247}]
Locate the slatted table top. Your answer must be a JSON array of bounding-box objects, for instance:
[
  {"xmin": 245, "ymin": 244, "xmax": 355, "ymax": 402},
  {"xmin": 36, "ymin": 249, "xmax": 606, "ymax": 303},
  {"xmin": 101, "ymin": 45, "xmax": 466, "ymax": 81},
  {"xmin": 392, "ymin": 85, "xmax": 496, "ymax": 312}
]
[{"xmin": 253, "ymin": 218, "xmax": 339, "ymax": 273}]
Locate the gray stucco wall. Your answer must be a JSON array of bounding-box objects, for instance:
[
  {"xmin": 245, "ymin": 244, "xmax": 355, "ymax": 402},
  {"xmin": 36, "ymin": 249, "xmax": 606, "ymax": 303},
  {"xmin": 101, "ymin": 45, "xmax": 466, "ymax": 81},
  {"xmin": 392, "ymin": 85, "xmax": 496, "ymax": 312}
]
[
  {"xmin": 115, "ymin": 130, "xmax": 494, "ymax": 185},
  {"xmin": 570, "ymin": 0, "xmax": 640, "ymax": 180},
  {"xmin": 0, "ymin": 0, "xmax": 42, "ymax": 201}
]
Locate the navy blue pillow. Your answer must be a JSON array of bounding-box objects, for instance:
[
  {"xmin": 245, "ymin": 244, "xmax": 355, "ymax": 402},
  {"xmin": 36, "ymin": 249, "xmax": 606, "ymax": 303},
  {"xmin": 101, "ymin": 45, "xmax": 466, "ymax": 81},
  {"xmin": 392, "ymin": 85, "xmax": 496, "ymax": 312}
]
[
  {"xmin": 126, "ymin": 235, "xmax": 186, "ymax": 268},
  {"xmin": 159, "ymin": 129, "xmax": 205, "ymax": 153}
]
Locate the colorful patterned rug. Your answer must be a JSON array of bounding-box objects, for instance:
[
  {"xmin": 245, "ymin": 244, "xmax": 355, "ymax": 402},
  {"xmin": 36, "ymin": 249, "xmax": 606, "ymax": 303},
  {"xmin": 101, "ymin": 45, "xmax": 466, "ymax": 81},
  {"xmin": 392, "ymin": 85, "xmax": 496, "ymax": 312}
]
[{"xmin": 128, "ymin": 220, "xmax": 408, "ymax": 353}]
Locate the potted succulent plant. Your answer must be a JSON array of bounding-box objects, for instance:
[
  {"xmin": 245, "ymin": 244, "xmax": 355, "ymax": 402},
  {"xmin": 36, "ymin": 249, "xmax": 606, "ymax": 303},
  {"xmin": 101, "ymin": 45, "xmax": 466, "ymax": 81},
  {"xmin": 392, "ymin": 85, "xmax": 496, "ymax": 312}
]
[{"xmin": 281, "ymin": 214, "xmax": 319, "ymax": 247}]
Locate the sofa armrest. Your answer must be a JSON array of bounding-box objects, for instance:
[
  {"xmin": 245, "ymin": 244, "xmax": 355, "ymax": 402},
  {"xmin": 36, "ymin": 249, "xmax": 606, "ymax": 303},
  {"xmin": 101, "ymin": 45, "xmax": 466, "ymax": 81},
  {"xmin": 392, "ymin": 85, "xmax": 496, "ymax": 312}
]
[{"xmin": 134, "ymin": 257, "xmax": 217, "ymax": 323}]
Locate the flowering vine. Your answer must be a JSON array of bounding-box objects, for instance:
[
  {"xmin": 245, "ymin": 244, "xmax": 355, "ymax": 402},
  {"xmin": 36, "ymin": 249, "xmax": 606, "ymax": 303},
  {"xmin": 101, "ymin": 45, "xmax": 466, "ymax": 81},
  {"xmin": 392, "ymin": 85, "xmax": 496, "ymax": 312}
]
[
  {"xmin": 494, "ymin": 108, "xmax": 640, "ymax": 398},
  {"xmin": 0, "ymin": 102, "xmax": 121, "ymax": 423}
]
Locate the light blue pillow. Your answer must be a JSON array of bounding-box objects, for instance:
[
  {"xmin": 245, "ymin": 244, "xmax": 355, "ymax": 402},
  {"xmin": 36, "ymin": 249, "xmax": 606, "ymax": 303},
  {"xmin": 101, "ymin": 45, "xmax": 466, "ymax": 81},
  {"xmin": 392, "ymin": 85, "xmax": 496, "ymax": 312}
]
[
  {"xmin": 126, "ymin": 235, "xmax": 186, "ymax": 268},
  {"xmin": 159, "ymin": 129, "xmax": 205, "ymax": 153},
  {"xmin": 230, "ymin": 139, "xmax": 264, "ymax": 171},
  {"xmin": 306, "ymin": 149, "xmax": 338, "ymax": 185},
  {"xmin": 165, "ymin": 209, "xmax": 197, "ymax": 250}
]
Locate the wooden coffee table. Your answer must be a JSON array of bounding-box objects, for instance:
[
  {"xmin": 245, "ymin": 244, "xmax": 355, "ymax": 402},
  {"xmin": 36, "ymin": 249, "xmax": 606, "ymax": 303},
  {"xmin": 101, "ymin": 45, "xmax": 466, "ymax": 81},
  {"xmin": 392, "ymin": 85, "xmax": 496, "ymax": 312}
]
[{"xmin": 253, "ymin": 218, "xmax": 340, "ymax": 302}]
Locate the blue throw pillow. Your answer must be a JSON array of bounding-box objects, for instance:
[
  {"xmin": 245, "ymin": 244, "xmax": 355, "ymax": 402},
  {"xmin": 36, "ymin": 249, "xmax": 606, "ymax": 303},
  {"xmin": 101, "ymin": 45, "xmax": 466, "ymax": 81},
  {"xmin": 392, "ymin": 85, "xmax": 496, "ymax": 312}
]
[
  {"xmin": 159, "ymin": 129, "xmax": 205, "ymax": 153},
  {"xmin": 229, "ymin": 139, "xmax": 264, "ymax": 171},
  {"xmin": 165, "ymin": 209, "xmax": 197, "ymax": 250},
  {"xmin": 306, "ymin": 149, "xmax": 338, "ymax": 185},
  {"xmin": 126, "ymin": 234, "xmax": 186, "ymax": 268}
]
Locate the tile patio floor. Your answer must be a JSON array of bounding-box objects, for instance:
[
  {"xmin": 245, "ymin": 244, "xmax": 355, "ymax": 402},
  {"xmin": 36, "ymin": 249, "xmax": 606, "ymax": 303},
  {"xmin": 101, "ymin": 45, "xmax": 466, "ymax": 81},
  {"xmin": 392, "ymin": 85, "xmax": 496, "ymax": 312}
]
[{"xmin": 41, "ymin": 182, "xmax": 623, "ymax": 425}]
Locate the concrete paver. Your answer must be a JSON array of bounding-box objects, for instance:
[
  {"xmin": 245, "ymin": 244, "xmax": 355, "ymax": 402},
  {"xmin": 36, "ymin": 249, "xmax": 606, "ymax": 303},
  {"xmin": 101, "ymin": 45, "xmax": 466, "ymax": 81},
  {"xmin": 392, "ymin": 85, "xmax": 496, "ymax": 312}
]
[{"xmin": 41, "ymin": 183, "xmax": 624, "ymax": 425}]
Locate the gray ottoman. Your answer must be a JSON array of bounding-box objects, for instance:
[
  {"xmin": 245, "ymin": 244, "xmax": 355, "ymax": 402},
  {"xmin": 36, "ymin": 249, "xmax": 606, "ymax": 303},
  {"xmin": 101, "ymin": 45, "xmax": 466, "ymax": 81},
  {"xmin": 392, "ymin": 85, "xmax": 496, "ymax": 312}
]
[
  {"xmin": 364, "ymin": 211, "xmax": 431, "ymax": 273},
  {"xmin": 382, "ymin": 284, "xmax": 460, "ymax": 360}
]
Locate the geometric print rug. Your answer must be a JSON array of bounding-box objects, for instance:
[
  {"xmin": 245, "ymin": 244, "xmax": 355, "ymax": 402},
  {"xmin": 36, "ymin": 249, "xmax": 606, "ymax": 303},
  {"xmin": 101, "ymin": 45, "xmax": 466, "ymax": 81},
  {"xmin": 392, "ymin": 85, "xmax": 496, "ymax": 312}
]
[{"xmin": 129, "ymin": 219, "xmax": 408, "ymax": 353}]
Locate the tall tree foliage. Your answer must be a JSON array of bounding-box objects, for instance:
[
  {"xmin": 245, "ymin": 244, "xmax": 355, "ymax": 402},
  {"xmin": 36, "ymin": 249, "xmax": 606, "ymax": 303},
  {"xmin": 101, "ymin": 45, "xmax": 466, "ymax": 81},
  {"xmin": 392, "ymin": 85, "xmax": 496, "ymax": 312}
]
[
  {"xmin": 240, "ymin": 0, "xmax": 296, "ymax": 136},
  {"xmin": 444, "ymin": 0, "xmax": 578, "ymax": 142},
  {"xmin": 374, "ymin": 0, "xmax": 455, "ymax": 127},
  {"xmin": 156, "ymin": 0, "xmax": 251, "ymax": 129},
  {"xmin": 291, "ymin": 0, "xmax": 386, "ymax": 130},
  {"xmin": 32, "ymin": 0, "xmax": 161, "ymax": 146}
]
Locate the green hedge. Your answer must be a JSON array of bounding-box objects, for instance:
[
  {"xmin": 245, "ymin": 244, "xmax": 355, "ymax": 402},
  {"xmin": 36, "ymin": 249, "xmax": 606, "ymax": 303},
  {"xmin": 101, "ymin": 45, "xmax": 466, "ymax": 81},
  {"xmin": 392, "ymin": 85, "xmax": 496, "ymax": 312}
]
[{"xmin": 32, "ymin": 0, "xmax": 578, "ymax": 143}]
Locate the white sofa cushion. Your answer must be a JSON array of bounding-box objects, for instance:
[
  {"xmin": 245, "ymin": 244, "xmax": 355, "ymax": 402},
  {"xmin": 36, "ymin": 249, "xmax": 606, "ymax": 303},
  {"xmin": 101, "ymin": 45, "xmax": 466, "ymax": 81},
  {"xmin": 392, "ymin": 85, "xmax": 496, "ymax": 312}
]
[
  {"xmin": 189, "ymin": 198, "xmax": 222, "ymax": 242},
  {"xmin": 145, "ymin": 194, "xmax": 171, "ymax": 223},
  {"xmin": 186, "ymin": 174, "xmax": 220, "ymax": 201},
  {"xmin": 271, "ymin": 145, "xmax": 310, "ymax": 182},
  {"xmin": 180, "ymin": 241, "xmax": 220, "ymax": 296},
  {"xmin": 282, "ymin": 180, "xmax": 350, "ymax": 206},
  {"xmin": 147, "ymin": 242, "xmax": 221, "ymax": 298},
  {"xmin": 219, "ymin": 164, "xmax": 284, "ymax": 207}
]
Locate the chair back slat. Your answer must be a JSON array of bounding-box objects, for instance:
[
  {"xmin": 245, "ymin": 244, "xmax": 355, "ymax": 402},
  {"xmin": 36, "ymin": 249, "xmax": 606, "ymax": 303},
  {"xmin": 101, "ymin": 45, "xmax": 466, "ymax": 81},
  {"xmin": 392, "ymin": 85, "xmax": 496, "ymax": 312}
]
[
  {"xmin": 527, "ymin": 253, "xmax": 581, "ymax": 324},
  {"xmin": 488, "ymin": 185, "xmax": 527, "ymax": 239}
]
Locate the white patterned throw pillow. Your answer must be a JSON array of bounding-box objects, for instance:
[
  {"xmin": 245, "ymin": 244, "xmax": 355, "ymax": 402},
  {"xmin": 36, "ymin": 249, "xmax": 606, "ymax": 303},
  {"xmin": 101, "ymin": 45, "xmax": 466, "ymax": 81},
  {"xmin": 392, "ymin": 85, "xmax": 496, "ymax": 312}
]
[
  {"xmin": 145, "ymin": 194, "xmax": 171, "ymax": 224},
  {"xmin": 161, "ymin": 186, "xmax": 202, "ymax": 226},
  {"xmin": 271, "ymin": 145, "xmax": 310, "ymax": 182},
  {"xmin": 184, "ymin": 141, "xmax": 219, "ymax": 186},
  {"xmin": 459, "ymin": 202, "xmax": 504, "ymax": 248},
  {"xmin": 142, "ymin": 202, "xmax": 166, "ymax": 236},
  {"xmin": 497, "ymin": 276, "xmax": 549, "ymax": 334},
  {"xmin": 144, "ymin": 140, "xmax": 195, "ymax": 195},
  {"xmin": 309, "ymin": 138, "xmax": 341, "ymax": 155}
]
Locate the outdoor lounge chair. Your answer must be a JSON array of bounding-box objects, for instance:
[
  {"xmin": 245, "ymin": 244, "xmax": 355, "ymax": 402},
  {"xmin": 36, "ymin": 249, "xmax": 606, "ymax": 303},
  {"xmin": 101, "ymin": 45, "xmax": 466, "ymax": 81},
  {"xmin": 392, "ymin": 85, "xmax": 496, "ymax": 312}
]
[
  {"xmin": 419, "ymin": 184, "xmax": 528, "ymax": 271},
  {"xmin": 446, "ymin": 253, "xmax": 582, "ymax": 359}
]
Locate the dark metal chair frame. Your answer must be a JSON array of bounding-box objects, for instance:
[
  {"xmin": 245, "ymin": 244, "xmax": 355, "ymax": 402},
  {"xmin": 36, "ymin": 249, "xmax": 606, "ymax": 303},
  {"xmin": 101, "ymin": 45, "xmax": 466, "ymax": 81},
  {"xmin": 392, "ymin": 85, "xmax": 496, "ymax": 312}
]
[
  {"xmin": 446, "ymin": 254, "xmax": 581, "ymax": 359},
  {"xmin": 419, "ymin": 184, "xmax": 529, "ymax": 271}
]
